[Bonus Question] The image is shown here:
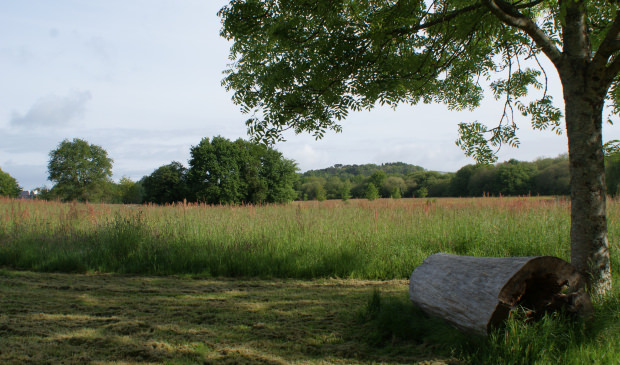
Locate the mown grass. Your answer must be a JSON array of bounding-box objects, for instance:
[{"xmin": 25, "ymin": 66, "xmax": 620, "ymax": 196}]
[
  {"xmin": 1, "ymin": 196, "xmax": 618, "ymax": 364},
  {"xmin": 0, "ymin": 269, "xmax": 617, "ymax": 364},
  {"xmin": 0, "ymin": 270, "xmax": 455, "ymax": 364}
]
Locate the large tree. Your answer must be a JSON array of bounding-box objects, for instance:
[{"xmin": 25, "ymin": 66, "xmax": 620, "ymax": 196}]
[
  {"xmin": 48, "ymin": 138, "xmax": 113, "ymax": 202},
  {"xmin": 187, "ymin": 136, "xmax": 297, "ymax": 204},
  {"xmin": 219, "ymin": 0, "xmax": 618, "ymax": 293},
  {"xmin": 188, "ymin": 136, "xmax": 245, "ymax": 204}
]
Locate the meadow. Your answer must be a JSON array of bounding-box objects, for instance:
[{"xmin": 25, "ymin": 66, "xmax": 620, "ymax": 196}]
[{"xmin": 0, "ymin": 197, "xmax": 618, "ymax": 364}]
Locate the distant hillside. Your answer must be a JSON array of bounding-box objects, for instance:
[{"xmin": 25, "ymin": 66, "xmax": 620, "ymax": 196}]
[
  {"xmin": 301, "ymin": 162, "xmax": 425, "ymax": 179},
  {"xmin": 294, "ymin": 155, "xmax": 581, "ymax": 200}
]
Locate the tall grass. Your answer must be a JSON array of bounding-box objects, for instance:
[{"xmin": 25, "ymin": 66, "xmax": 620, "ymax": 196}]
[
  {"xmin": 1, "ymin": 196, "xmax": 618, "ymax": 279},
  {"xmin": 359, "ymin": 287, "xmax": 619, "ymax": 364},
  {"xmin": 2, "ymin": 196, "xmax": 618, "ymax": 364}
]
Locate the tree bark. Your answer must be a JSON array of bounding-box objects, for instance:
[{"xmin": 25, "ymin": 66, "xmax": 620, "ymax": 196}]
[
  {"xmin": 558, "ymin": 1, "xmax": 613, "ymax": 295},
  {"xmin": 409, "ymin": 253, "xmax": 593, "ymax": 336},
  {"xmin": 560, "ymin": 65, "xmax": 612, "ymax": 295}
]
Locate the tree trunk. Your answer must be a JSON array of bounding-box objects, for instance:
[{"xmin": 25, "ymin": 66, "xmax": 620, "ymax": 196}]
[
  {"xmin": 409, "ymin": 253, "xmax": 593, "ymax": 336},
  {"xmin": 559, "ymin": 62, "xmax": 613, "ymax": 295},
  {"xmin": 484, "ymin": 0, "xmax": 614, "ymax": 295}
]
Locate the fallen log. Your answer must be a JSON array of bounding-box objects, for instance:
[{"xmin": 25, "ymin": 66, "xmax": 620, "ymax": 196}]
[{"xmin": 409, "ymin": 253, "xmax": 593, "ymax": 336}]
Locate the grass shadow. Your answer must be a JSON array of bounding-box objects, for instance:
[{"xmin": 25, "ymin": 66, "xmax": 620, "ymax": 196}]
[{"xmin": 0, "ymin": 270, "xmax": 458, "ymax": 364}]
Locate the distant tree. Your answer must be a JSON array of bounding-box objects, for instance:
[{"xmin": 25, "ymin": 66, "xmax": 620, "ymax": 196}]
[
  {"xmin": 33, "ymin": 186, "xmax": 52, "ymax": 200},
  {"xmin": 303, "ymin": 162, "xmax": 424, "ymax": 179},
  {"xmin": 533, "ymin": 156, "xmax": 570, "ymax": 196},
  {"xmin": 315, "ymin": 184, "xmax": 327, "ymax": 202},
  {"xmin": 427, "ymin": 175, "xmax": 453, "ymax": 197},
  {"xmin": 300, "ymin": 177, "xmax": 327, "ymax": 201},
  {"xmin": 188, "ymin": 137, "xmax": 243, "ymax": 204},
  {"xmin": 117, "ymin": 177, "xmax": 144, "ymax": 204},
  {"xmin": 324, "ymin": 176, "xmax": 344, "ymax": 200},
  {"xmin": 450, "ymin": 165, "xmax": 478, "ymax": 197},
  {"xmin": 368, "ymin": 171, "xmax": 387, "ymax": 193},
  {"xmin": 98, "ymin": 181, "xmax": 125, "ymax": 204},
  {"xmin": 366, "ymin": 183, "xmax": 379, "ymax": 201},
  {"xmin": 245, "ymin": 142, "xmax": 298, "ymax": 203},
  {"xmin": 349, "ymin": 178, "xmax": 367, "ymax": 199},
  {"xmin": 188, "ymin": 136, "xmax": 297, "ymax": 204},
  {"xmin": 390, "ymin": 186, "xmax": 402, "ymax": 199},
  {"xmin": 142, "ymin": 162, "xmax": 189, "ymax": 204},
  {"xmin": 416, "ymin": 187, "xmax": 428, "ymax": 198},
  {"xmin": 341, "ymin": 179, "xmax": 351, "ymax": 201},
  {"xmin": 406, "ymin": 171, "xmax": 449, "ymax": 198},
  {"xmin": 47, "ymin": 138, "xmax": 113, "ymax": 202},
  {"xmin": 0, "ymin": 168, "xmax": 21, "ymax": 198},
  {"xmin": 381, "ymin": 176, "xmax": 406, "ymax": 199},
  {"xmin": 495, "ymin": 159, "xmax": 536, "ymax": 195},
  {"xmin": 468, "ymin": 166, "xmax": 497, "ymax": 197}
]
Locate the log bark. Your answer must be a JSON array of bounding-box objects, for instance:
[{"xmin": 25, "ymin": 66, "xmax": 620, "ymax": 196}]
[{"xmin": 409, "ymin": 253, "xmax": 593, "ymax": 336}]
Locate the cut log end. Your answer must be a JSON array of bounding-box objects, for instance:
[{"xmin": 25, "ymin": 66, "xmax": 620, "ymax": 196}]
[
  {"xmin": 497, "ymin": 257, "xmax": 593, "ymax": 322},
  {"xmin": 409, "ymin": 253, "xmax": 593, "ymax": 336}
]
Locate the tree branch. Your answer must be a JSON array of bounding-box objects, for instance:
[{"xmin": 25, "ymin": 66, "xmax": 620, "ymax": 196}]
[
  {"xmin": 390, "ymin": 0, "xmax": 545, "ymax": 37},
  {"xmin": 483, "ymin": 0, "xmax": 563, "ymax": 67},
  {"xmin": 390, "ymin": 3, "xmax": 485, "ymax": 36},
  {"xmin": 593, "ymin": 10, "xmax": 620, "ymax": 68}
]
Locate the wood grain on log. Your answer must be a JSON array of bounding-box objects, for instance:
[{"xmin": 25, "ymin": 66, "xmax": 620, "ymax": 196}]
[{"xmin": 409, "ymin": 253, "xmax": 593, "ymax": 335}]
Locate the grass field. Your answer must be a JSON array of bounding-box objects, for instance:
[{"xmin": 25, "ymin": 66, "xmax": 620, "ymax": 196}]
[{"xmin": 0, "ymin": 197, "xmax": 618, "ymax": 364}]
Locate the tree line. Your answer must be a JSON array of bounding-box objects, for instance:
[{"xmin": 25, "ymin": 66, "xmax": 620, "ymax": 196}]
[
  {"xmin": 3, "ymin": 139, "xmax": 620, "ymax": 203},
  {"xmin": 296, "ymin": 153, "xmax": 620, "ymax": 201},
  {"xmin": 14, "ymin": 136, "xmax": 297, "ymax": 205},
  {"xmin": 141, "ymin": 136, "xmax": 297, "ymax": 205}
]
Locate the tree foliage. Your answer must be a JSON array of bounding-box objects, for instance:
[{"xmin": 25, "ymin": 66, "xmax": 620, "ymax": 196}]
[
  {"xmin": 142, "ymin": 162, "xmax": 188, "ymax": 205},
  {"xmin": 218, "ymin": 0, "xmax": 592, "ymax": 159},
  {"xmin": 117, "ymin": 177, "xmax": 144, "ymax": 204},
  {"xmin": 220, "ymin": 0, "xmax": 619, "ymax": 293},
  {"xmin": 293, "ymin": 157, "xmax": 572, "ymax": 199},
  {"xmin": 0, "ymin": 168, "xmax": 21, "ymax": 198},
  {"xmin": 366, "ymin": 182, "xmax": 379, "ymax": 201},
  {"xmin": 188, "ymin": 136, "xmax": 297, "ymax": 204},
  {"xmin": 47, "ymin": 138, "xmax": 113, "ymax": 202}
]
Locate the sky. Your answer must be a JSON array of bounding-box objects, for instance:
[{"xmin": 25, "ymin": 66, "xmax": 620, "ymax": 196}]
[{"xmin": 1, "ymin": 1, "xmax": 618, "ymax": 191}]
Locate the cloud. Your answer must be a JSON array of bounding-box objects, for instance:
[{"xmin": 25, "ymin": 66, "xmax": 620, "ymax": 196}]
[
  {"xmin": 0, "ymin": 46, "xmax": 35, "ymax": 65},
  {"xmin": 10, "ymin": 90, "xmax": 92, "ymax": 128}
]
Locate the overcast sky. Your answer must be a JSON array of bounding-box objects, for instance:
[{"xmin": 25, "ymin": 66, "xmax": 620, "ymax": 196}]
[{"xmin": 2, "ymin": 1, "xmax": 619, "ymax": 190}]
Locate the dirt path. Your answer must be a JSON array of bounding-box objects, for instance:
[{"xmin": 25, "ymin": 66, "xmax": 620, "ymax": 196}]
[{"xmin": 0, "ymin": 269, "xmax": 456, "ymax": 364}]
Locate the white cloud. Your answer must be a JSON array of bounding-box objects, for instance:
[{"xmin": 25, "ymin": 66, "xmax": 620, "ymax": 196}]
[
  {"xmin": 10, "ymin": 90, "xmax": 92, "ymax": 128},
  {"xmin": 291, "ymin": 144, "xmax": 331, "ymax": 170}
]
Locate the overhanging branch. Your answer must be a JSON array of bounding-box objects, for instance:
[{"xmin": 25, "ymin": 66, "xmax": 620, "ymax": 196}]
[
  {"xmin": 483, "ymin": 0, "xmax": 563, "ymax": 67},
  {"xmin": 392, "ymin": 3, "xmax": 485, "ymax": 36}
]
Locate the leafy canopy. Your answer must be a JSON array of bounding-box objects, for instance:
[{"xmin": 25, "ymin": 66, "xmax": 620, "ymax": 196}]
[
  {"xmin": 48, "ymin": 138, "xmax": 113, "ymax": 202},
  {"xmin": 188, "ymin": 136, "xmax": 298, "ymax": 204},
  {"xmin": 219, "ymin": 0, "xmax": 620, "ymax": 162},
  {"xmin": 142, "ymin": 162, "xmax": 188, "ymax": 204}
]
